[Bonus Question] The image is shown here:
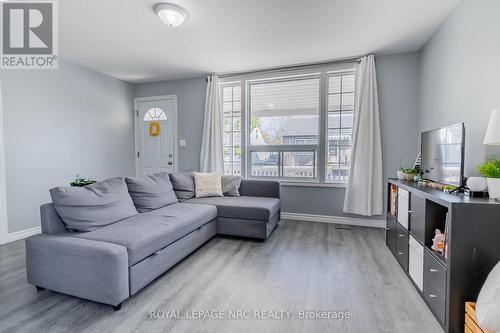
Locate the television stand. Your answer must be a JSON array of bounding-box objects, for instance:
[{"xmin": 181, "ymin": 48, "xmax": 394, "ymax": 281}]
[{"xmin": 386, "ymin": 179, "xmax": 500, "ymax": 333}]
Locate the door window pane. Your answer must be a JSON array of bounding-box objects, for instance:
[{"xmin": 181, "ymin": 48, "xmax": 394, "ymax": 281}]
[{"xmin": 143, "ymin": 108, "xmax": 167, "ymax": 121}]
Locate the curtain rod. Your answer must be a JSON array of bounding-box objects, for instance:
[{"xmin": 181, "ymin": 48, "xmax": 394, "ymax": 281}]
[{"xmin": 210, "ymin": 54, "xmax": 366, "ymax": 80}]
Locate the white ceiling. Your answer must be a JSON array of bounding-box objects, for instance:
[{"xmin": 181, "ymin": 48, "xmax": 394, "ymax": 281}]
[{"xmin": 60, "ymin": 0, "xmax": 460, "ymax": 83}]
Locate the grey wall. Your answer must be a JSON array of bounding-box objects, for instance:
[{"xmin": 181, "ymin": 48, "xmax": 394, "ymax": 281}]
[
  {"xmin": 377, "ymin": 53, "xmax": 420, "ymax": 175},
  {"xmin": 418, "ymin": 0, "xmax": 500, "ymax": 177},
  {"xmin": 1, "ymin": 60, "xmax": 135, "ymax": 233},
  {"xmin": 134, "ymin": 53, "xmax": 420, "ymax": 221},
  {"xmin": 135, "ymin": 78, "xmax": 207, "ymax": 172}
]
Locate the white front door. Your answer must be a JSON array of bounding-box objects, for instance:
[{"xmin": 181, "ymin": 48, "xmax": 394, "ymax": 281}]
[{"xmin": 135, "ymin": 96, "xmax": 177, "ymax": 176}]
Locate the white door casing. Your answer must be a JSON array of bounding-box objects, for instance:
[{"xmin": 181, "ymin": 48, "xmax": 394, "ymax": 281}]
[{"xmin": 134, "ymin": 95, "xmax": 178, "ymax": 176}]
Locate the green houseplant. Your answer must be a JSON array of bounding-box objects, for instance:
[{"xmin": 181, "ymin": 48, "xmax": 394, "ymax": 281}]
[
  {"xmin": 70, "ymin": 175, "xmax": 97, "ymax": 187},
  {"xmin": 397, "ymin": 167, "xmax": 406, "ymax": 180},
  {"xmin": 402, "ymin": 168, "xmax": 417, "ymax": 181},
  {"xmin": 478, "ymin": 159, "xmax": 500, "ymax": 199}
]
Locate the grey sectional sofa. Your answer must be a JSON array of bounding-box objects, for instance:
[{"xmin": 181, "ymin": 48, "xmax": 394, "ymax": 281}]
[{"xmin": 25, "ymin": 174, "xmax": 280, "ymax": 310}]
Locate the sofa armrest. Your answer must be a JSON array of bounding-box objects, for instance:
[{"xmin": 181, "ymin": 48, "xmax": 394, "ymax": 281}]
[
  {"xmin": 26, "ymin": 234, "xmax": 129, "ymax": 306},
  {"xmin": 40, "ymin": 203, "xmax": 67, "ymax": 234},
  {"xmin": 239, "ymin": 179, "xmax": 280, "ymax": 199}
]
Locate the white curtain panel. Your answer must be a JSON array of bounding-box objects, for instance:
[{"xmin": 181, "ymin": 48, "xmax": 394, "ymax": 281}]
[
  {"xmin": 200, "ymin": 75, "xmax": 224, "ymax": 173},
  {"xmin": 343, "ymin": 55, "xmax": 383, "ymax": 216}
]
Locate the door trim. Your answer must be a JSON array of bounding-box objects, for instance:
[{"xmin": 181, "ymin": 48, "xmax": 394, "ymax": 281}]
[
  {"xmin": 134, "ymin": 95, "xmax": 178, "ymax": 176},
  {"xmin": 0, "ymin": 80, "xmax": 9, "ymax": 244}
]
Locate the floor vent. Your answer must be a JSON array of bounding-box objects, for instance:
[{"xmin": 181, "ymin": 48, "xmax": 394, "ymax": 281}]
[{"xmin": 334, "ymin": 226, "xmax": 355, "ymax": 231}]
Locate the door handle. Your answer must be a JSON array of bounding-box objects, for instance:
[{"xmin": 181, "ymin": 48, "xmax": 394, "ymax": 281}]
[
  {"xmin": 168, "ymin": 161, "xmax": 173, "ymax": 165},
  {"xmin": 408, "ymin": 210, "xmax": 413, "ymax": 213},
  {"xmin": 429, "ymin": 269, "xmax": 439, "ymax": 273},
  {"xmin": 429, "ymin": 294, "xmax": 438, "ymax": 298},
  {"xmin": 397, "ymin": 252, "xmax": 404, "ymax": 255},
  {"xmin": 398, "ymin": 234, "xmax": 405, "ymax": 237}
]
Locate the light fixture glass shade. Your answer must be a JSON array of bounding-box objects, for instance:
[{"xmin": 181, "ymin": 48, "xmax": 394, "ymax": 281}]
[
  {"xmin": 484, "ymin": 109, "xmax": 500, "ymax": 145},
  {"xmin": 155, "ymin": 3, "xmax": 187, "ymax": 27}
]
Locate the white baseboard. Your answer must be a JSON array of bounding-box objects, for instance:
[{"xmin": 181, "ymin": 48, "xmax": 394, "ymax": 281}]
[
  {"xmin": 6, "ymin": 226, "xmax": 41, "ymax": 243},
  {"xmin": 281, "ymin": 212, "xmax": 386, "ymax": 228}
]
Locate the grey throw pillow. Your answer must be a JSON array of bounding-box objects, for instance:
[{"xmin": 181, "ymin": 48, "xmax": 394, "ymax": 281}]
[
  {"xmin": 169, "ymin": 172, "xmax": 195, "ymax": 201},
  {"xmin": 222, "ymin": 175, "xmax": 242, "ymax": 196},
  {"xmin": 125, "ymin": 172, "xmax": 178, "ymax": 212},
  {"xmin": 50, "ymin": 177, "xmax": 138, "ymax": 232}
]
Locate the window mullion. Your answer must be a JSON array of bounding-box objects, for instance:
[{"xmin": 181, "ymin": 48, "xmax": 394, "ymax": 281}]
[{"xmin": 318, "ymin": 71, "xmax": 328, "ymax": 182}]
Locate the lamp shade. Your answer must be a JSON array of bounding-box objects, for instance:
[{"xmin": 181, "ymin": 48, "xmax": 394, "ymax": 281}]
[{"xmin": 484, "ymin": 109, "xmax": 500, "ymax": 145}]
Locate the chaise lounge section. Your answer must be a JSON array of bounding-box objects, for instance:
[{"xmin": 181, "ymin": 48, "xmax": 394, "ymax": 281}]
[
  {"xmin": 25, "ymin": 174, "xmax": 280, "ymax": 309},
  {"xmin": 185, "ymin": 179, "xmax": 280, "ymax": 239}
]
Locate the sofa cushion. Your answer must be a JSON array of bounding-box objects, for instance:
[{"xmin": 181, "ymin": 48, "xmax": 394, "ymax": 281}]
[
  {"xmin": 222, "ymin": 175, "xmax": 242, "ymax": 196},
  {"xmin": 169, "ymin": 172, "xmax": 195, "ymax": 201},
  {"xmin": 50, "ymin": 177, "xmax": 138, "ymax": 232},
  {"xmin": 193, "ymin": 172, "xmax": 223, "ymax": 198},
  {"xmin": 125, "ymin": 173, "xmax": 178, "ymax": 212},
  {"xmin": 184, "ymin": 196, "xmax": 280, "ymax": 221},
  {"xmin": 71, "ymin": 203, "xmax": 217, "ymax": 266}
]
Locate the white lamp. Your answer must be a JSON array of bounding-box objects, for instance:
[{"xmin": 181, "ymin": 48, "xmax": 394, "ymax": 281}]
[
  {"xmin": 483, "ymin": 108, "xmax": 500, "ymax": 200},
  {"xmin": 483, "ymin": 109, "xmax": 500, "ymax": 145}
]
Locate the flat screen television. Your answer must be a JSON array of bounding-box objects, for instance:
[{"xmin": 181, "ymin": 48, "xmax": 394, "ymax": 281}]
[{"xmin": 421, "ymin": 123, "xmax": 465, "ymax": 186}]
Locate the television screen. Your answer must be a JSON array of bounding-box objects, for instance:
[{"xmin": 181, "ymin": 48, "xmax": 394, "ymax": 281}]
[{"xmin": 421, "ymin": 123, "xmax": 465, "ymax": 186}]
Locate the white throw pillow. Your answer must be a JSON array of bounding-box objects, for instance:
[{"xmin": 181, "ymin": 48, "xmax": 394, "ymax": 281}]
[
  {"xmin": 193, "ymin": 172, "xmax": 223, "ymax": 198},
  {"xmin": 476, "ymin": 261, "xmax": 500, "ymax": 331}
]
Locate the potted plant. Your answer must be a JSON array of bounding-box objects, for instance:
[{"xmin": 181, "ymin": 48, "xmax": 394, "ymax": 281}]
[
  {"xmin": 397, "ymin": 168, "xmax": 406, "ymax": 180},
  {"xmin": 478, "ymin": 159, "xmax": 500, "ymax": 199},
  {"xmin": 402, "ymin": 168, "xmax": 417, "ymax": 181},
  {"xmin": 70, "ymin": 175, "xmax": 97, "ymax": 187}
]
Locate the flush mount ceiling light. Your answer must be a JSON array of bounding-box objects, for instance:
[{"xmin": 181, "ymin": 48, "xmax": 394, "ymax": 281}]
[{"xmin": 155, "ymin": 3, "xmax": 187, "ymax": 27}]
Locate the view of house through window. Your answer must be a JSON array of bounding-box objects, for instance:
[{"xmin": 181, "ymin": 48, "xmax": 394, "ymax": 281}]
[
  {"xmin": 249, "ymin": 77, "xmax": 320, "ymax": 178},
  {"xmin": 221, "ymin": 65, "xmax": 356, "ymax": 182}
]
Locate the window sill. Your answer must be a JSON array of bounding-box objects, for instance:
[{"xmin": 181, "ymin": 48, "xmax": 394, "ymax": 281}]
[
  {"xmin": 279, "ymin": 181, "xmax": 347, "ymax": 188},
  {"xmin": 247, "ymin": 177, "xmax": 347, "ymax": 188}
]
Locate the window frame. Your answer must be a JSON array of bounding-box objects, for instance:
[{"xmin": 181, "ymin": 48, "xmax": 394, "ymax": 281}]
[{"xmin": 219, "ymin": 62, "xmax": 356, "ymax": 185}]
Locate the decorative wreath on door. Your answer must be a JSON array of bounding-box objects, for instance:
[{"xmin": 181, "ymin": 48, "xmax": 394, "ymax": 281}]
[{"xmin": 149, "ymin": 121, "xmax": 160, "ymax": 137}]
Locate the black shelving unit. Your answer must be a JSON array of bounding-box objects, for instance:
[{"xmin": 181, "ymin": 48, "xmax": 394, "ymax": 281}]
[{"xmin": 386, "ymin": 179, "xmax": 500, "ymax": 333}]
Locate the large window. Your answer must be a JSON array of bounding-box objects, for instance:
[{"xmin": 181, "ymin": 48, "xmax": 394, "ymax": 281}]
[{"xmin": 220, "ymin": 64, "xmax": 356, "ymax": 183}]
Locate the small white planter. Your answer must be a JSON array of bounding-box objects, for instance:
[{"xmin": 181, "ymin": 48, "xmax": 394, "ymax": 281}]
[
  {"xmin": 397, "ymin": 170, "xmax": 406, "ymax": 180},
  {"xmin": 487, "ymin": 178, "xmax": 500, "ymax": 199}
]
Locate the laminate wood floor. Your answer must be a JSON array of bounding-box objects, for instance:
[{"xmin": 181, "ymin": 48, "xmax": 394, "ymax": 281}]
[{"xmin": 0, "ymin": 220, "xmax": 443, "ymax": 333}]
